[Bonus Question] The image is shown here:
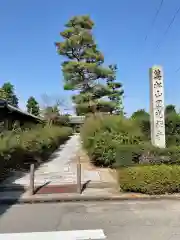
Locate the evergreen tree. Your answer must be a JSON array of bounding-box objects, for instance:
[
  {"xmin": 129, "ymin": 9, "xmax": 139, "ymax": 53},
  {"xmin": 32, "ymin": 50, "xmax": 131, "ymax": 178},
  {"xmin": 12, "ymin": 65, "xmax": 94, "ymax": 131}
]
[
  {"xmin": 131, "ymin": 109, "xmax": 149, "ymax": 120},
  {"xmin": 107, "ymin": 64, "xmax": 124, "ymax": 114},
  {"xmin": 2, "ymin": 82, "xmax": 19, "ymax": 107},
  {"xmin": 55, "ymin": 15, "xmax": 113, "ymax": 115},
  {"xmin": 26, "ymin": 96, "xmax": 40, "ymax": 116},
  {"xmin": 165, "ymin": 104, "xmax": 176, "ymax": 116}
]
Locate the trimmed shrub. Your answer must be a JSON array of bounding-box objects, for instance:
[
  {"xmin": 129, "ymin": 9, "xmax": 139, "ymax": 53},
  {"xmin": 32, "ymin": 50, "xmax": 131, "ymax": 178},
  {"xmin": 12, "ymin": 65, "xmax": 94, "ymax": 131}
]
[
  {"xmin": 0, "ymin": 125, "xmax": 72, "ymax": 180},
  {"xmin": 115, "ymin": 144, "xmax": 180, "ymax": 167},
  {"xmin": 118, "ymin": 165, "xmax": 180, "ymax": 194}
]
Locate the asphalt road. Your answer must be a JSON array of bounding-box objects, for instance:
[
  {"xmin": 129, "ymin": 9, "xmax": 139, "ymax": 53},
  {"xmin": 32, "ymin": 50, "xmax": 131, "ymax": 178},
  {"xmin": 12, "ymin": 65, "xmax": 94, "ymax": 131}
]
[{"xmin": 1, "ymin": 200, "xmax": 180, "ymax": 239}]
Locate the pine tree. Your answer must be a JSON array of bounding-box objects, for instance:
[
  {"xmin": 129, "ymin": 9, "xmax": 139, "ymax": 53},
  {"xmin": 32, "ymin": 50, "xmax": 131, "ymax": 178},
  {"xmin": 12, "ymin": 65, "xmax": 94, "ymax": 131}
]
[
  {"xmin": 107, "ymin": 64, "xmax": 124, "ymax": 114},
  {"xmin": 26, "ymin": 96, "xmax": 40, "ymax": 116},
  {"xmin": 55, "ymin": 15, "xmax": 113, "ymax": 115}
]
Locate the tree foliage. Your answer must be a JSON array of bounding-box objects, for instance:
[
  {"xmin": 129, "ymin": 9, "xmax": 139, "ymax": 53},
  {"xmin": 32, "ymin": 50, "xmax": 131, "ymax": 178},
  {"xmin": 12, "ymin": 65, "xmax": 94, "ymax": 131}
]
[
  {"xmin": 55, "ymin": 15, "xmax": 117, "ymax": 115},
  {"xmin": 26, "ymin": 96, "xmax": 40, "ymax": 116},
  {"xmin": 165, "ymin": 104, "xmax": 176, "ymax": 116},
  {"xmin": 131, "ymin": 109, "xmax": 149, "ymax": 120},
  {"xmin": 41, "ymin": 98, "xmax": 63, "ymax": 126},
  {"xmin": 0, "ymin": 88, "xmax": 8, "ymax": 100},
  {"xmin": 1, "ymin": 82, "xmax": 18, "ymax": 107},
  {"xmin": 107, "ymin": 64, "xmax": 124, "ymax": 114},
  {"xmin": 131, "ymin": 109, "xmax": 150, "ymax": 139}
]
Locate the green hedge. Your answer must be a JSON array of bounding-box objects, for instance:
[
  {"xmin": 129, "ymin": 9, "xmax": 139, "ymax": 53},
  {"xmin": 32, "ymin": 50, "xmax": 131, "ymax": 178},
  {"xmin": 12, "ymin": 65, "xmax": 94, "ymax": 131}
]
[
  {"xmin": 115, "ymin": 144, "xmax": 180, "ymax": 167},
  {"xmin": 118, "ymin": 165, "xmax": 180, "ymax": 195},
  {"xmin": 0, "ymin": 125, "xmax": 72, "ymax": 180}
]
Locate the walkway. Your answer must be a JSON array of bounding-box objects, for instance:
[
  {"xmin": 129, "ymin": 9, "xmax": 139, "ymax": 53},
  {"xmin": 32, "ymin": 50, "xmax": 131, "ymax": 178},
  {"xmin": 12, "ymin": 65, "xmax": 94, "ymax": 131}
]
[{"xmin": 1, "ymin": 134, "xmax": 111, "ymax": 189}]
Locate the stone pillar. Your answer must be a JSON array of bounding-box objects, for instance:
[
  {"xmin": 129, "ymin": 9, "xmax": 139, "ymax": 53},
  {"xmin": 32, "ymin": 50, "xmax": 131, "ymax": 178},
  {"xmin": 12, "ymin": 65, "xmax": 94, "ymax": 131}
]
[{"xmin": 149, "ymin": 66, "xmax": 166, "ymax": 148}]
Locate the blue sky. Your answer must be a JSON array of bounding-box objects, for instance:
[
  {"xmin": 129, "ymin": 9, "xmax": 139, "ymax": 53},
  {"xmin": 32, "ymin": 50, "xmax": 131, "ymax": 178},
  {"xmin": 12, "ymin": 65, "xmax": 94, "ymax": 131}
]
[{"xmin": 0, "ymin": 0, "xmax": 180, "ymax": 115}]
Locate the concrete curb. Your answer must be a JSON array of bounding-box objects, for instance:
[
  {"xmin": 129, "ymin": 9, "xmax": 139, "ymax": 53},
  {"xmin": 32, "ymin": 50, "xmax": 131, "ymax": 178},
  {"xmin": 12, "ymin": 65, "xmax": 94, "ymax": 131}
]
[
  {"xmin": 1, "ymin": 194, "xmax": 180, "ymax": 204},
  {"xmin": 0, "ymin": 182, "xmax": 116, "ymax": 192}
]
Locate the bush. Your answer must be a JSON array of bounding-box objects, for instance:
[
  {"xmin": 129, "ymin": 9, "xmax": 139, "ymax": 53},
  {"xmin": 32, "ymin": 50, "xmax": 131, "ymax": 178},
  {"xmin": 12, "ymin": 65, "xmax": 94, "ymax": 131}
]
[
  {"xmin": 81, "ymin": 114, "xmax": 148, "ymax": 166},
  {"xmin": 55, "ymin": 115, "xmax": 70, "ymax": 126},
  {"xmin": 118, "ymin": 165, "xmax": 180, "ymax": 195},
  {"xmin": 132, "ymin": 111, "xmax": 180, "ymax": 147},
  {"xmin": 0, "ymin": 125, "xmax": 72, "ymax": 180},
  {"xmin": 81, "ymin": 113, "xmax": 180, "ymax": 167},
  {"xmin": 165, "ymin": 113, "xmax": 180, "ymax": 146},
  {"xmin": 115, "ymin": 144, "xmax": 180, "ymax": 167},
  {"xmin": 131, "ymin": 110, "xmax": 150, "ymax": 140}
]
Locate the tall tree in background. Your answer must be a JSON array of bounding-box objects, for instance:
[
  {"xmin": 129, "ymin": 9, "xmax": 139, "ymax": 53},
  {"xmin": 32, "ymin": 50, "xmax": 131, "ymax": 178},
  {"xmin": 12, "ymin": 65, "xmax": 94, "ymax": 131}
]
[
  {"xmin": 165, "ymin": 104, "xmax": 176, "ymax": 116},
  {"xmin": 26, "ymin": 96, "xmax": 40, "ymax": 116},
  {"xmin": 55, "ymin": 15, "xmax": 114, "ymax": 115},
  {"xmin": 107, "ymin": 64, "xmax": 124, "ymax": 114},
  {"xmin": 1, "ymin": 82, "xmax": 18, "ymax": 107},
  {"xmin": 131, "ymin": 109, "xmax": 149, "ymax": 120},
  {"xmin": 131, "ymin": 109, "xmax": 150, "ymax": 140}
]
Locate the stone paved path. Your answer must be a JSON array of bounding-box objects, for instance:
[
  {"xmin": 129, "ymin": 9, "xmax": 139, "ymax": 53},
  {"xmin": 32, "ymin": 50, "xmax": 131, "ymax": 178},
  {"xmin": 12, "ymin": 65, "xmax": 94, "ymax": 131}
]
[{"xmin": 1, "ymin": 134, "xmax": 102, "ymax": 188}]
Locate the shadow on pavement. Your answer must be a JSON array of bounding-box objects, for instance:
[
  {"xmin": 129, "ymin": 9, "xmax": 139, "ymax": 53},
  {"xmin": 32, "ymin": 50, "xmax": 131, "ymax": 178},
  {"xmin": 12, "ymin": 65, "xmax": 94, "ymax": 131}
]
[
  {"xmin": 81, "ymin": 180, "xmax": 91, "ymax": 193},
  {"xmin": 34, "ymin": 181, "xmax": 51, "ymax": 194},
  {"xmin": 0, "ymin": 182, "xmax": 26, "ymax": 217}
]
